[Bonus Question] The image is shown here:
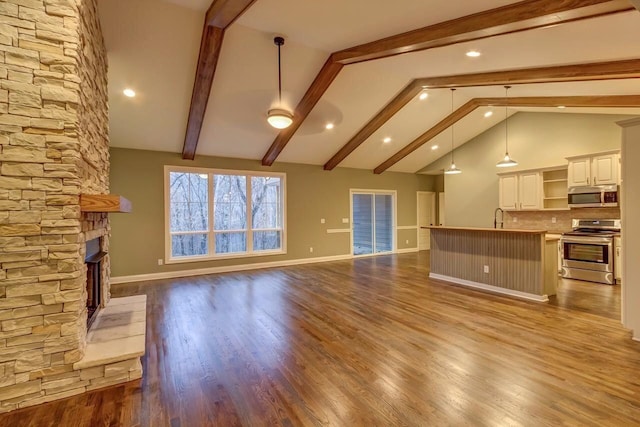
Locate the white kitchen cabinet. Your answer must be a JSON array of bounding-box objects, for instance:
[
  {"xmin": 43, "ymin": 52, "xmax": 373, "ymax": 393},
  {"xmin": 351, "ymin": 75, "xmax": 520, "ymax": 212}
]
[
  {"xmin": 615, "ymin": 236, "xmax": 622, "ymax": 283},
  {"xmin": 519, "ymin": 172, "xmax": 542, "ymax": 210},
  {"xmin": 499, "ymin": 174, "xmax": 518, "ymax": 210},
  {"xmin": 498, "ymin": 172, "xmax": 541, "ymax": 211},
  {"xmin": 567, "ymin": 151, "xmax": 619, "ymax": 187}
]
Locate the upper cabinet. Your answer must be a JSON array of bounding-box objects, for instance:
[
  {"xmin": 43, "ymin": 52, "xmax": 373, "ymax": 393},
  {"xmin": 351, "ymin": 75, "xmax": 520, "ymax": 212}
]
[
  {"xmin": 498, "ymin": 171, "xmax": 541, "ymax": 211},
  {"xmin": 567, "ymin": 151, "xmax": 620, "ymax": 187},
  {"xmin": 499, "ymin": 166, "xmax": 568, "ymax": 211}
]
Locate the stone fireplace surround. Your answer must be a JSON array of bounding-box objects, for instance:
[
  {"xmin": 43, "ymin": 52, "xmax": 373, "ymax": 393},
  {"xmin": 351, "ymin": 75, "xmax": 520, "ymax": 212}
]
[{"xmin": 0, "ymin": 0, "xmax": 144, "ymax": 412}]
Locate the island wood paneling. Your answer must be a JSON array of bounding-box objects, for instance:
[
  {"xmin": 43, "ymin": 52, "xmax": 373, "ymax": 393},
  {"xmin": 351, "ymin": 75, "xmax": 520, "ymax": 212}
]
[{"xmin": 429, "ymin": 228, "xmax": 546, "ymax": 298}]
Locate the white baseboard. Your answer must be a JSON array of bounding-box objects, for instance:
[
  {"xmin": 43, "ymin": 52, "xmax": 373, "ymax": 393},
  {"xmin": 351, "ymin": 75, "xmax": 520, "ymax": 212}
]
[
  {"xmin": 396, "ymin": 247, "xmax": 419, "ymax": 254},
  {"xmin": 429, "ymin": 273, "xmax": 549, "ymax": 302},
  {"xmin": 111, "ymin": 254, "xmax": 353, "ymax": 285}
]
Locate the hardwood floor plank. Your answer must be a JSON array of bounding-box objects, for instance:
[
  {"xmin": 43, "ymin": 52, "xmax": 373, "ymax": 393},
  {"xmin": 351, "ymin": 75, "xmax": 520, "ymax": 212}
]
[{"xmin": 1, "ymin": 252, "xmax": 639, "ymax": 426}]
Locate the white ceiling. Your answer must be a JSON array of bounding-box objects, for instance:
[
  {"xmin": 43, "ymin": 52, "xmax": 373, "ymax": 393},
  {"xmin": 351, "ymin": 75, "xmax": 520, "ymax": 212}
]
[{"xmin": 100, "ymin": 0, "xmax": 640, "ymax": 173}]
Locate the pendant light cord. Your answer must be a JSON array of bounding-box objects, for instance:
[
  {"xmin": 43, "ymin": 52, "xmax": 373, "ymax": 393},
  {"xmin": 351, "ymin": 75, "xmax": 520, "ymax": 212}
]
[
  {"xmin": 277, "ymin": 41, "xmax": 282, "ymax": 104},
  {"xmin": 505, "ymin": 85, "xmax": 510, "ymax": 154},
  {"xmin": 451, "ymin": 88, "xmax": 456, "ymax": 164}
]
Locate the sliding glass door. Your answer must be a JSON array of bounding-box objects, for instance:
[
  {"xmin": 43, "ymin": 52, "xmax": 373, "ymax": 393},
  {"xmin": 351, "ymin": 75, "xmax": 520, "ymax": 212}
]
[{"xmin": 352, "ymin": 191, "xmax": 395, "ymax": 256}]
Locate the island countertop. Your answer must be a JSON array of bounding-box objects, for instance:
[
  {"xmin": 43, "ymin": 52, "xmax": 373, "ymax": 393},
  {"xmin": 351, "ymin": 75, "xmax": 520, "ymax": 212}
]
[{"xmin": 422, "ymin": 226, "xmax": 547, "ymax": 234}]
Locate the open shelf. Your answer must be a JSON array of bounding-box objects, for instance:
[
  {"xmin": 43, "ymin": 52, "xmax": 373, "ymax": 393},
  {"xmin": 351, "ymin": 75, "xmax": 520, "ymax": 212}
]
[{"xmin": 542, "ymin": 168, "xmax": 568, "ymax": 210}]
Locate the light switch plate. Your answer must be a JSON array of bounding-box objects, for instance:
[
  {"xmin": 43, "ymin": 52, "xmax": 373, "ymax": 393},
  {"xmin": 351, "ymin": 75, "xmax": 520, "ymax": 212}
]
[
  {"xmin": 320, "ymin": 218, "xmax": 325, "ymax": 224},
  {"xmin": 342, "ymin": 218, "xmax": 349, "ymax": 224}
]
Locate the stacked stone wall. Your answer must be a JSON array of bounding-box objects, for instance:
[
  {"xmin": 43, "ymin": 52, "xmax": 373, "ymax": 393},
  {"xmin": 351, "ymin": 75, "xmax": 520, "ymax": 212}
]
[{"xmin": 0, "ymin": 0, "xmax": 112, "ymax": 411}]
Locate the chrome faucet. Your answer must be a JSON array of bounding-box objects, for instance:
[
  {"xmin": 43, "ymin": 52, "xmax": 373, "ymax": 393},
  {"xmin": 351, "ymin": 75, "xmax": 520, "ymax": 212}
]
[{"xmin": 494, "ymin": 208, "xmax": 504, "ymax": 229}]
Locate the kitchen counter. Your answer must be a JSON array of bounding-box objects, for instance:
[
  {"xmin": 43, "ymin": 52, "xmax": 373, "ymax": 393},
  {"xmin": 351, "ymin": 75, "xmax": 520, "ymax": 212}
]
[
  {"xmin": 423, "ymin": 226, "xmax": 547, "ymax": 234},
  {"xmin": 427, "ymin": 227, "xmax": 558, "ymax": 302}
]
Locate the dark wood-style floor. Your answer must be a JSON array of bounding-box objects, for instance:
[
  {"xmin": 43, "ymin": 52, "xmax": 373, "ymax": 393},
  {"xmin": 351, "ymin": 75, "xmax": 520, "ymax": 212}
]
[{"xmin": 2, "ymin": 252, "xmax": 639, "ymax": 426}]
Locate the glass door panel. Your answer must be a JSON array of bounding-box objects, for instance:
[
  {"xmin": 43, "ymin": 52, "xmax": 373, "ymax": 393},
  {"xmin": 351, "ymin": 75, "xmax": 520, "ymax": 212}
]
[
  {"xmin": 352, "ymin": 194, "xmax": 373, "ymax": 255},
  {"xmin": 374, "ymin": 194, "xmax": 393, "ymax": 253}
]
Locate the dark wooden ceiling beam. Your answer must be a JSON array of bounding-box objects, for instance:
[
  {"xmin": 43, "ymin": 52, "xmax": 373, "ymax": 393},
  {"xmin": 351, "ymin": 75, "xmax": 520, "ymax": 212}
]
[
  {"xmin": 182, "ymin": 0, "xmax": 258, "ymax": 160},
  {"xmin": 373, "ymin": 94, "xmax": 640, "ymax": 174},
  {"xmin": 262, "ymin": 56, "xmax": 343, "ymax": 166},
  {"xmin": 334, "ymin": 0, "xmax": 633, "ymax": 65},
  {"xmin": 262, "ymin": 0, "xmax": 633, "ymax": 166},
  {"xmin": 323, "ymin": 81, "xmax": 423, "ymax": 170},
  {"xmin": 325, "ymin": 58, "xmax": 640, "ymax": 171}
]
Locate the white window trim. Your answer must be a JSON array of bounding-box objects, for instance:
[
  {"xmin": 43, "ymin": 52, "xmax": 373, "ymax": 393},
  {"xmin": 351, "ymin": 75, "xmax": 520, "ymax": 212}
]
[{"xmin": 164, "ymin": 165, "xmax": 287, "ymax": 264}]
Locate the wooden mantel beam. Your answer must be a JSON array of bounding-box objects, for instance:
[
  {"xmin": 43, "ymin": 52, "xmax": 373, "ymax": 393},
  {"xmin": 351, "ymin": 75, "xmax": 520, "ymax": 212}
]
[
  {"xmin": 182, "ymin": 0, "xmax": 258, "ymax": 160},
  {"xmin": 324, "ymin": 58, "xmax": 640, "ymax": 171},
  {"xmin": 262, "ymin": 0, "xmax": 633, "ymax": 166},
  {"xmin": 373, "ymin": 94, "xmax": 640, "ymax": 174}
]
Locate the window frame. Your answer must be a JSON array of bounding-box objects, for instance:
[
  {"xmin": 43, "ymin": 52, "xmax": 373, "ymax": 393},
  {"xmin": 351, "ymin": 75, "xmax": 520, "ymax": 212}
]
[{"xmin": 164, "ymin": 165, "xmax": 287, "ymax": 264}]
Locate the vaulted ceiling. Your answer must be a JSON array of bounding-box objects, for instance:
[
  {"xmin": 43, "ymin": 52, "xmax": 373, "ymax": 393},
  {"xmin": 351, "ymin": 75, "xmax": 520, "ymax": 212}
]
[{"xmin": 99, "ymin": 0, "xmax": 640, "ymax": 174}]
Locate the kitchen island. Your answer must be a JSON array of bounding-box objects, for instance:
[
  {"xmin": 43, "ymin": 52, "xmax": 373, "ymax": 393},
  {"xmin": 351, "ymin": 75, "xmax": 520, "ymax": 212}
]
[{"xmin": 424, "ymin": 226, "xmax": 558, "ymax": 302}]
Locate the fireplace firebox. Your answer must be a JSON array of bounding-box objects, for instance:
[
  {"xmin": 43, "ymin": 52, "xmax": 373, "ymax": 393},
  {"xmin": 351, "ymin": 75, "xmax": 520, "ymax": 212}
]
[{"xmin": 85, "ymin": 238, "xmax": 106, "ymax": 329}]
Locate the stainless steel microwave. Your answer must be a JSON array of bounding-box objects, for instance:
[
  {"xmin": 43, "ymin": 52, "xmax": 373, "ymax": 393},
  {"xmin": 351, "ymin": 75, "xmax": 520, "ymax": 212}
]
[{"xmin": 568, "ymin": 185, "xmax": 618, "ymax": 208}]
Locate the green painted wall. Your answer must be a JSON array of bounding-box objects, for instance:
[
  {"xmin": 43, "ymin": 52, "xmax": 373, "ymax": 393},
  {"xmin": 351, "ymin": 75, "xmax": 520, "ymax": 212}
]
[
  {"xmin": 109, "ymin": 148, "xmax": 435, "ymax": 277},
  {"xmin": 422, "ymin": 112, "xmax": 634, "ymax": 228}
]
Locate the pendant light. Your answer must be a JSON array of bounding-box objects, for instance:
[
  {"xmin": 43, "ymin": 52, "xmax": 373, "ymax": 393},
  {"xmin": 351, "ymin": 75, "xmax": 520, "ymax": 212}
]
[
  {"xmin": 267, "ymin": 37, "xmax": 293, "ymax": 129},
  {"xmin": 496, "ymin": 85, "xmax": 518, "ymax": 168},
  {"xmin": 444, "ymin": 88, "xmax": 462, "ymax": 175}
]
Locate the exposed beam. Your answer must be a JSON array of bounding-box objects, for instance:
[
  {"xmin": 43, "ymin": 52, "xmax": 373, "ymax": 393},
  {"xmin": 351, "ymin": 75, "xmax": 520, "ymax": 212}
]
[
  {"xmin": 373, "ymin": 94, "xmax": 640, "ymax": 174},
  {"xmin": 262, "ymin": 56, "xmax": 343, "ymax": 166},
  {"xmin": 182, "ymin": 0, "xmax": 258, "ymax": 160},
  {"xmin": 334, "ymin": 0, "xmax": 633, "ymax": 65},
  {"xmin": 262, "ymin": 0, "xmax": 633, "ymax": 166},
  {"xmin": 323, "ymin": 81, "xmax": 423, "ymax": 171},
  {"xmin": 326, "ymin": 58, "xmax": 640, "ymax": 170},
  {"xmin": 183, "ymin": 26, "xmax": 225, "ymax": 160}
]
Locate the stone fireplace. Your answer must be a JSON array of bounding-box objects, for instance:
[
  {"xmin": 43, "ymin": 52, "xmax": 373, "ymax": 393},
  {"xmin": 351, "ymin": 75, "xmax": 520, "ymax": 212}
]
[{"xmin": 0, "ymin": 0, "xmax": 142, "ymax": 412}]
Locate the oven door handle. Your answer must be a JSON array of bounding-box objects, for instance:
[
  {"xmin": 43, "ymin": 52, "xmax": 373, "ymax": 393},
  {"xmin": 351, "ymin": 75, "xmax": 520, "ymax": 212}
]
[{"xmin": 562, "ymin": 237, "xmax": 613, "ymax": 245}]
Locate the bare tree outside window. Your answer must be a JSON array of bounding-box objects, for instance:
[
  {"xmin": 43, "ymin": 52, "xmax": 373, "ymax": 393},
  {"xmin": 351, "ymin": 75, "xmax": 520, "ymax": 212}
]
[
  {"xmin": 169, "ymin": 172, "xmax": 209, "ymax": 257},
  {"xmin": 167, "ymin": 168, "xmax": 284, "ymax": 260}
]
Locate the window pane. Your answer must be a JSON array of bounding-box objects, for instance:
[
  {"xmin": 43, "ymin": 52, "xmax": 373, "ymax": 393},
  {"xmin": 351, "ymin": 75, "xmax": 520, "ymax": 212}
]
[
  {"xmin": 253, "ymin": 231, "xmax": 281, "ymax": 251},
  {"xmin": 172, "ymin": 234, "xmax": 207, "ymax": 257},
  {"xmin": 169, "ymin": 172, "xmax": 209, "ymax": 232},
  {"xmin": 214, "ymin": 175, "xmax": 247, "ymax": 231},
  {"xmin": 215, "ymin": 232, "xmax": 247, "ymax": 254},
  {"xmin": 251, "ymin": 176, "xmax": 282, "ymax": 229}
]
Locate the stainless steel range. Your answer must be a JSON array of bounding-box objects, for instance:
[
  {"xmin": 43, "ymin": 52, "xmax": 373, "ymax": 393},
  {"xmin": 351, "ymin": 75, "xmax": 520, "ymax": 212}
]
[{"xmin": 561, "ymin": 219, "xmax": 621, "ymax": 285}]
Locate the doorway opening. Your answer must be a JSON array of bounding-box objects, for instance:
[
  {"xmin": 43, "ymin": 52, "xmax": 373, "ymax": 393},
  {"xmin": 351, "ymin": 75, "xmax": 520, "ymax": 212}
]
[{"xmin": 417, "ymin": 191, "xmax": 436, "ymax": 250}]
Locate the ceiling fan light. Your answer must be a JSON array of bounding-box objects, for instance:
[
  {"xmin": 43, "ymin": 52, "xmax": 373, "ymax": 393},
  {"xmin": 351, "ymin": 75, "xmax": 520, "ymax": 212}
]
[
  {"xmin": 496, "ymin": 153, "xmax": 518, "ymax": 168},
  {"xmin": 444, "ymin": 163, "xmax": 462, "ymax": 175},
  {"xmin": 267, "ymin": 109, "xmax": 293, "ymax": 129}
]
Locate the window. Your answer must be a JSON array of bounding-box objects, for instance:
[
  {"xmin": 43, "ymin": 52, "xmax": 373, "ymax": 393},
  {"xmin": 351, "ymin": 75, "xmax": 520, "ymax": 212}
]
[{"xmin": 165, "ymin": 167, "xmax": 285, "ymax": 262}]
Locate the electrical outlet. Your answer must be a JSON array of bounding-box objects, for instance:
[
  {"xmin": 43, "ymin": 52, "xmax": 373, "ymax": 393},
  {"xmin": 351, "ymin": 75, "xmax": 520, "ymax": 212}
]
[
  {"xmin": 552, "ymin": 217, "xmax": 557, "ymax": 224},
  {"xmin": 342, "ymin": 218, "xmax": 349, "ymax": 224},
  {"xmin": 309, "ymin": 247, "xmax": 313, "ymax": 253},
  {"xmin": 157, "ymin": 259, "xmax": 163, "ymax": 266},
  {"xmin": 405, "ymin": 239, "xmax": 409, "ymax": 244},
  {"xmin": 484, "ymin": 265, "xmax": 489, "ymax": 274},
  {"xmin": 320, "ymin": 218, "xmax": 325, "ymax": 224},
  {"xmin": 513, "ymin": 217, "xmax": 518, "ymax": 223}
]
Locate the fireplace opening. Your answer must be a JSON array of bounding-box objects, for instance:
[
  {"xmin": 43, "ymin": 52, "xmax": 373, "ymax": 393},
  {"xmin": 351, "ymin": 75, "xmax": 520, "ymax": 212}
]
[{"xmin": 85, "ymin": 238, "xmax": 106, "ymax": 330}]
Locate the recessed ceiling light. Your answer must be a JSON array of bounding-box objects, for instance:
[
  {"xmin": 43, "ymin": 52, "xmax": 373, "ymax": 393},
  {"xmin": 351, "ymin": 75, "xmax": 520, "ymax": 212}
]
[
  {"xmin": 557, "ymin": 105, "xmax": 566, "ymax": 109},
  {"xmin": 325, "ymin": 123, "xmax": 334, "ymax": 130},
  {"xmin": 484, "ymin": 111, "xmax": 493, "ymax": 118},
  {"xmin": 383, "ymin": 137, "xmax": 392, "ymax": 144},
  {"xmin": 431, "ymin": 145, "xmax": 439, "ymax": 150},
  {"xmin": 419, "ymin": 91, "xmax": 428, "ymax": 101},
  {"xmin": 123, "ymin": 88, "xmax": 136, "ymax": 98},
  {"xmin": 466, "ymin": 50, "xmax": 481, "ymax": 58}
]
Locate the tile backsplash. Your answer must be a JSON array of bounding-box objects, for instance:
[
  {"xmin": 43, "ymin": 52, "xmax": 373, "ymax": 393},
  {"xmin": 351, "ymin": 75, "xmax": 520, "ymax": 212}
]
[{"xmin": 504, "ymin": 207, "xmax": 621, "ymax": 233}]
